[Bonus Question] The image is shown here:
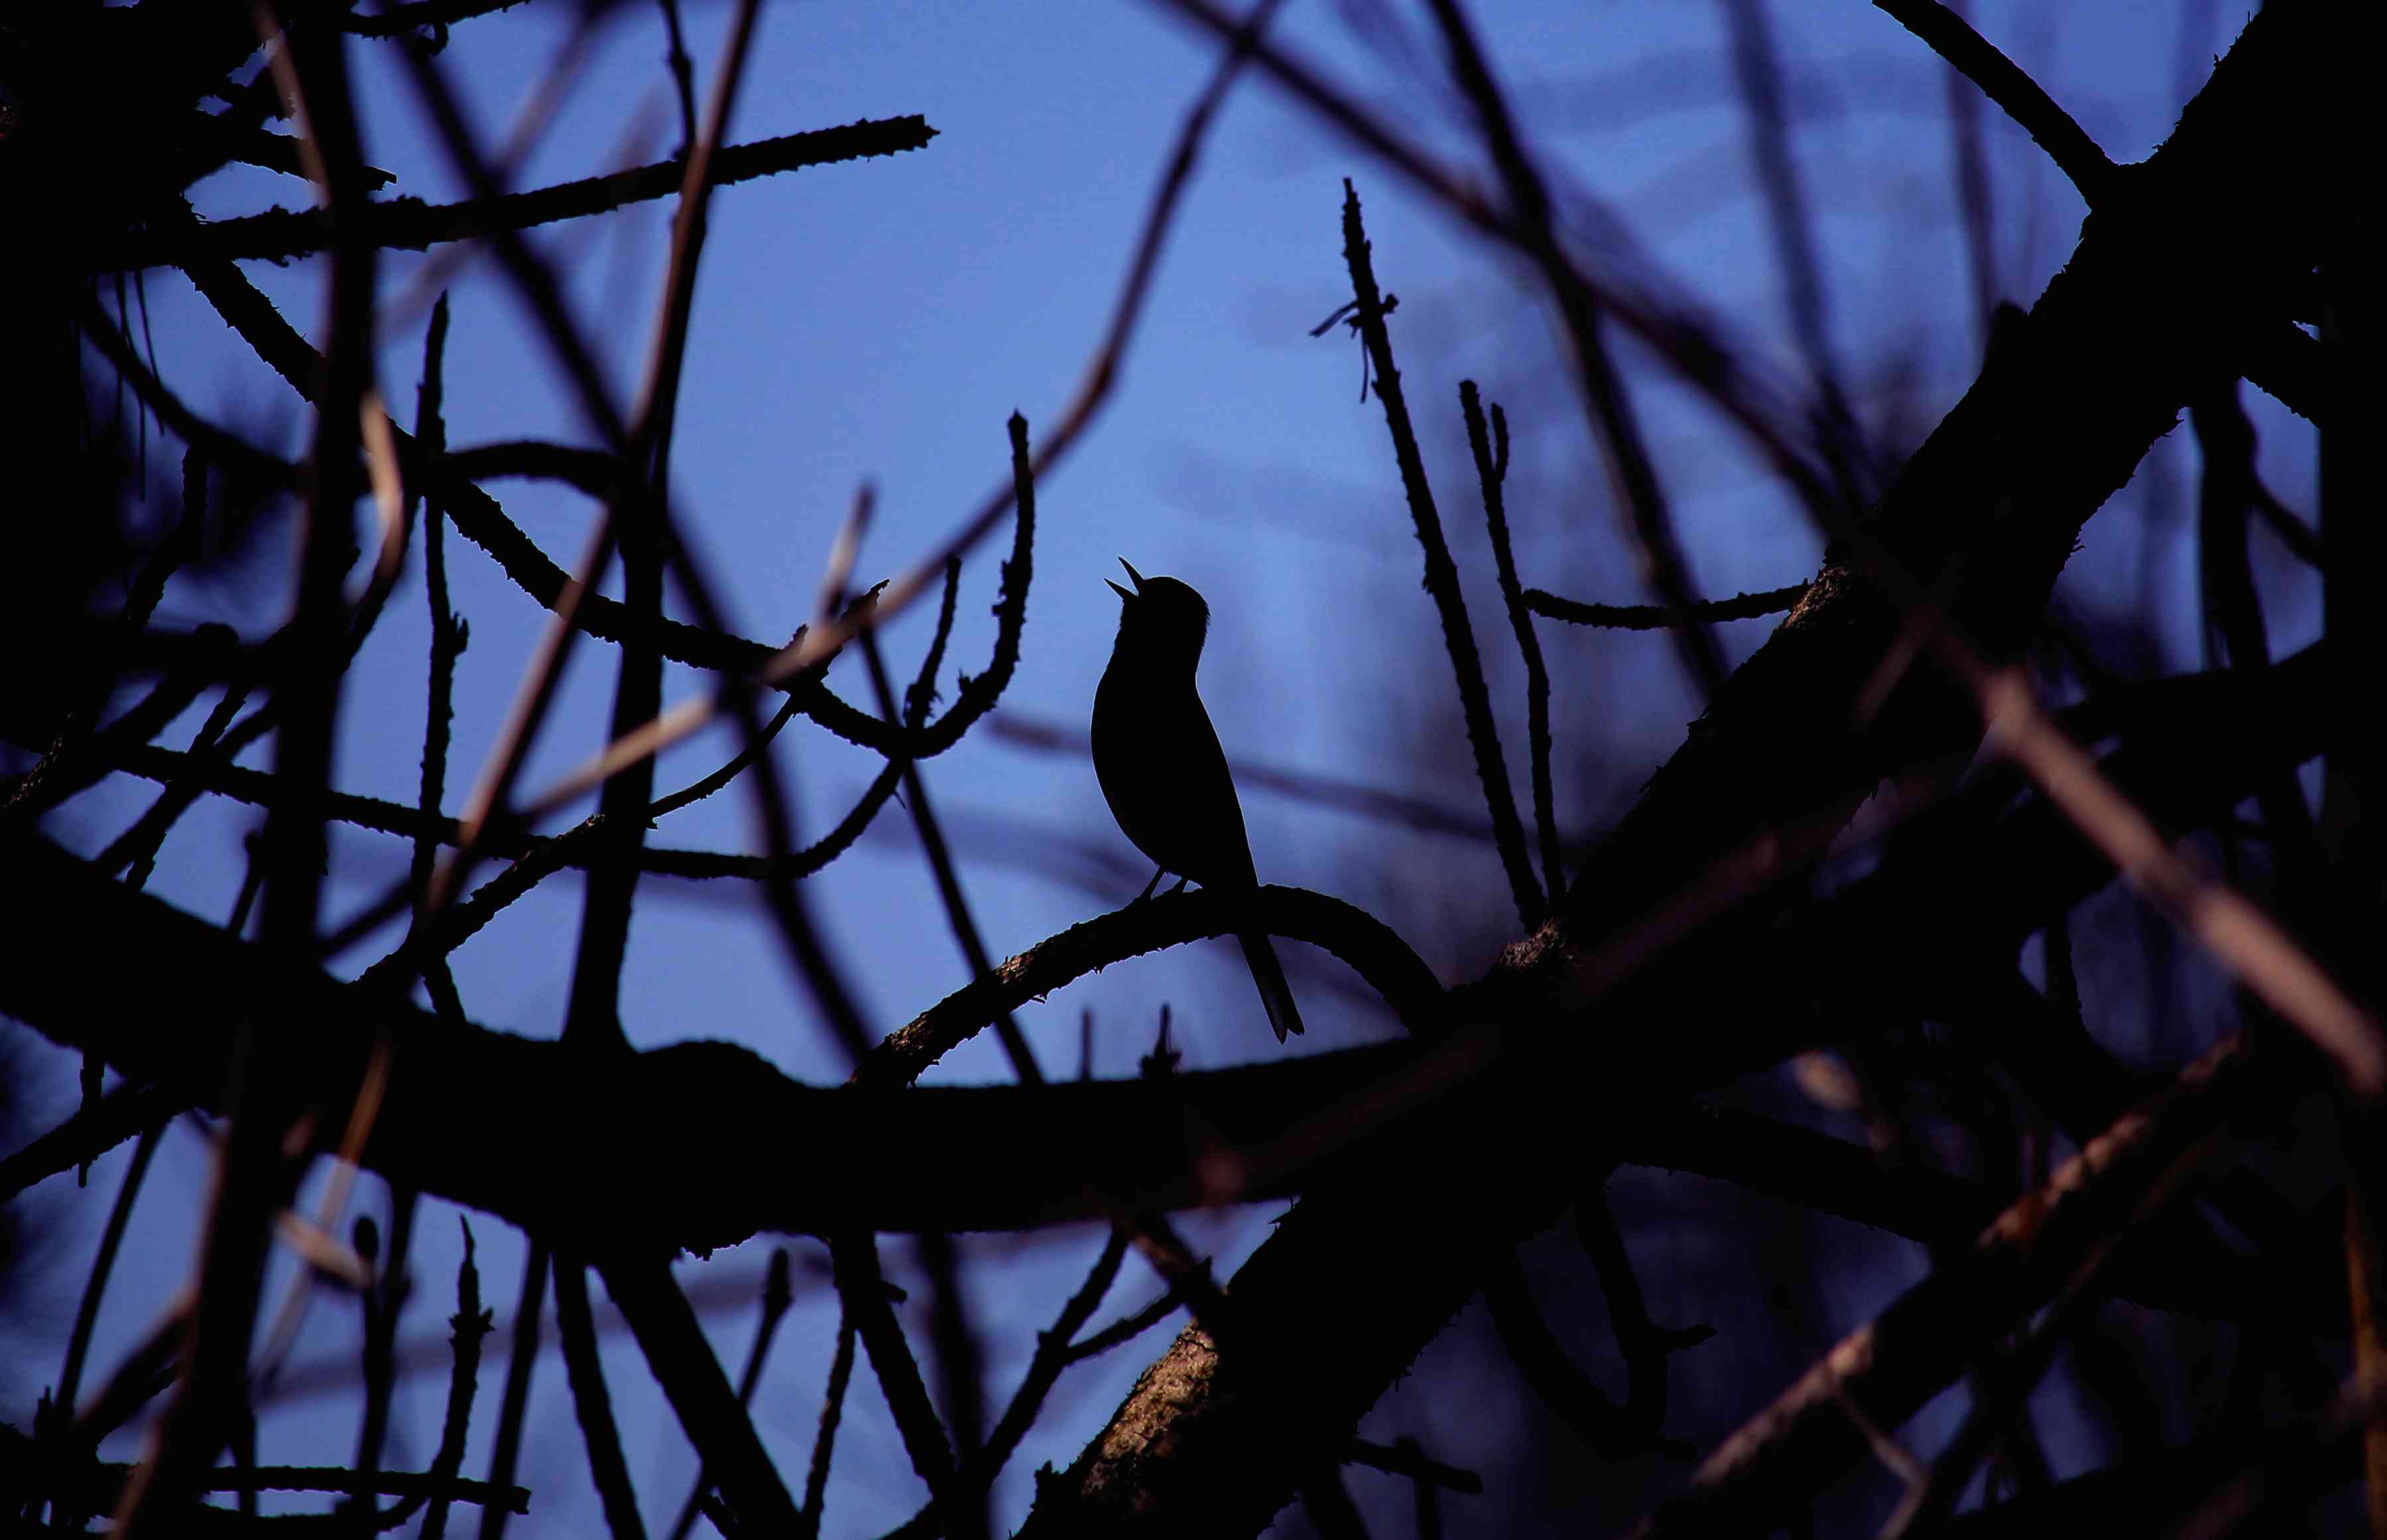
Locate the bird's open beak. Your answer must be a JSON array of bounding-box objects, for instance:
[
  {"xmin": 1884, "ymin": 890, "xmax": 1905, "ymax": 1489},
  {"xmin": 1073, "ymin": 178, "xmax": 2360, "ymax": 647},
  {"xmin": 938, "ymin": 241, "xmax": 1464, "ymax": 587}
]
[{"xmin": 1107, "ymin": 558, "xmax": 1144, "ymax": 603}]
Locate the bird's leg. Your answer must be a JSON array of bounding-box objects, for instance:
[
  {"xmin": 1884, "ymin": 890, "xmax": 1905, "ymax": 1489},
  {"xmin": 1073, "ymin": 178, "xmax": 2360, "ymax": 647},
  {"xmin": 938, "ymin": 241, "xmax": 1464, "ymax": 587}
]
[{"xmin": 1134, "ymin": 866, "xmax": 1169, "ymax": 904}]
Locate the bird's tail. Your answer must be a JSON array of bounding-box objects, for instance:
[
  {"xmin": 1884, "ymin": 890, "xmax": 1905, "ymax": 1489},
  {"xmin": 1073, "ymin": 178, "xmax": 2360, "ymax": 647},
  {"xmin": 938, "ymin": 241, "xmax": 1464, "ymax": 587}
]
[{"xmin": 1238, "ymin": 932, "xmax": 1305, "ymax": 1041}]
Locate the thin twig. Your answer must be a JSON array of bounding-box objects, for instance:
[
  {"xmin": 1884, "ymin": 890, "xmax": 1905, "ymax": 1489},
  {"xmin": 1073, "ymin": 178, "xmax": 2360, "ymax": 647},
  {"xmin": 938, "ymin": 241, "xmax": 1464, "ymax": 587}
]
[
  {"xmin": 1484, "ymin": 1254, "xmax": 1689, "ymax": 1458},
  {"xmin": 916, "ymin": 1231, "xmax": 989, "ymax": 1540},
  {"xmin": 1461, "ymin": 384, "xmax": 1563, "ymax": 899},
  {"xmin": 1151, "ymin": 0, "xmax": 1845, "ymax": 522},
  {"xmin": 379, "ymin": 0, "xmax": 715, "ymax": 923},
  {"xmin": 1060, "ymin": 1281, "xmax": 1186, "ymax": 1366},
  {"xmin": 859, "ymin": 624, "xmax": 1044, "ymax": 1083},
  {"xmin": 1339, "ymin": 181, "xmax": 1542, "ymax": 928},
  {"xmin": 1973, "ymin": 668, "xmax": 2383, "ymax": 1098},
  {"xmin": 1422, "ymin": 0, "xmax": 1727, "ymax": 699},
  {"xmin": 530, "ymin": 0, "xmax": 1278, "ymax": 813},
  {"xmin": 1720, "ymin": 0, "xmax": 1873, "ymax": 506},
  {"xmin": 349, "ymin": 817, "xmax": 610, "ymax": 985},
  {"xmin": 654, "ymin": 0, "xmax": 698, "ymax": 153},
  {"xmin": 55, "ymin": 1124, "xmax": 166, "ymax": 1422},
  {"xmin": 1937, "ymin": 0, "xmax": 2000, "ymax": 346},
  {"xmin": 1, "ymin": 634, "xmax": 231, "ymax": 820},
  {"xmin": 412, "ymin": 1219, "xmax": 495, "ymax": 1540},
  {"xmin": 665, "ymin": 1249, "xmax": 794, "ymax": 1540},
  {"xmin": 1876, "ymin": 1122, "xmax": 2224, "ymax": 1537},
  {"xmin": 0, "ymin": 1087, "xmax": 172, "ymax": 1203},
  {"xmin": 410, "ymin": 293, "xmax": 463, "ymax": 927},
  {"xmin": 1630, "ymin": 1034, "xmax": 2260, "ymax": 1538},
  {"xmin": 360, "ymin": 289, "xmax": 460, "ymax": 1495},
  {"xmin": 877, "ymin": 1230, "xmax": 1133, "ymax": 1540},
  {"xmin": 555, "ymin": 1259, "xmax": 647, "ymax": 1540},
  {"xmin": 830, "ymin": 1235, "xmax": 955, "ymax": 1498},
  {"xmin": 103, "ymin": 682, "xmax": 258, "ymax": 888},
  {"xmin": 114, "ymin": 19, "xmax": 378, "ymax": 1530},
  {"xmin": 798, "ymin": 1311, "xmax": 858, "ymax": 1540},
  {"xmin": 374, "ymin": 0, "xmax": 888, "ymax": 1095},
  {"xmin": 1577, "ymin": 1185, "xmax": 1709, "ymax": 1434},
  {"xmin": 97, "ymin": 740, "xmax": 907, "ymax": 894},
  {"xmin": 98, "ymin": 118, "xmax": 937, "ymax": 272},
  {"xmin": 66, "ymin": 1462, "xmax": 527, "ymax": 1514},
  {"xmin": 1343, "ymin": 1438, "xmax": 1481, "ymax": 1496},
  {"xmin": 599, "ymin": 1255, "xmax": 804, "ymax": 1540},
  {"xmin": 475, "ymin": 1244, "xmax": 546, "ymax": 1540}
]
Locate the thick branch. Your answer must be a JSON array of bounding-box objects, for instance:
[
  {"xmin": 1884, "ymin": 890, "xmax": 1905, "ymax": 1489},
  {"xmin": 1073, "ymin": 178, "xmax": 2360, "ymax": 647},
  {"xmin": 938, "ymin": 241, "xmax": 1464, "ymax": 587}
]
[
  {"xmin": 1015, "ymin": 5, "xmax": 2344, "ymax": 1531},
  {"xmin": 4, "ymin": 837, "xmax": 1449, "ymax": 1244},
  {"xmin": 2, "ymin": 636, "xmax": 2335, "ymax": 1251}
]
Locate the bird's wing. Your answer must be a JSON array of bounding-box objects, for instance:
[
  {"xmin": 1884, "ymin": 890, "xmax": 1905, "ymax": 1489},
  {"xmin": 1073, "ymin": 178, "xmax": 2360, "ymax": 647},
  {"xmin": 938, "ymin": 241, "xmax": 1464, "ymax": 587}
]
[
  {"xmin": 1173, "ymin": 695, "xmax": 1258, "ymax": 889},
  {"xmin": 1093, "ymin": 672, "xmax": 1258, "ymax": 890}
]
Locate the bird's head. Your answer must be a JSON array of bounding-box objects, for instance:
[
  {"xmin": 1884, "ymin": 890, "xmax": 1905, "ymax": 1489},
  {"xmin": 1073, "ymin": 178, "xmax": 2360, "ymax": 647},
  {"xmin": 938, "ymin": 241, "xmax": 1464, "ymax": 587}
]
[{"xmin": 1107, "ymin": 559, "xmax": 1210, "ymax": 670}]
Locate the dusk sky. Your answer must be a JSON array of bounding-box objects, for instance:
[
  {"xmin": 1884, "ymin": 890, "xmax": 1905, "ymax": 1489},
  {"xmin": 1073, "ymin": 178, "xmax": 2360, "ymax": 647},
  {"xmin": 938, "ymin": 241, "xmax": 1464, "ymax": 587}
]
[{"xmin": 10, "ymin": 1, "xmax": 2318, "ymax": 1533}]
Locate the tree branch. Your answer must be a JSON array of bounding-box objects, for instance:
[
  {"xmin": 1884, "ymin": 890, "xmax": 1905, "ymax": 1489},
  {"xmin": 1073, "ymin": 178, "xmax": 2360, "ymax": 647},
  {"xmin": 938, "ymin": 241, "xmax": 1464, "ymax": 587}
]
[
  {"xmin": 97, "ymin": 117, "xmax": 937, "ymax": 272},
  {"xmin": 1629, "ymin": 1034, "xmax": 2260, "ymax": 1537},
  {"xmin": 1014, "ymin": 4, "xmax": 2346, "ymax": 1528},
  {"xmin": 1870, "ymin": 0, "xmax": 2117, "ymax": 204},
  {"xmin": 1339, "ymin": 182, "xmax": 1542, "ymax": 928}
]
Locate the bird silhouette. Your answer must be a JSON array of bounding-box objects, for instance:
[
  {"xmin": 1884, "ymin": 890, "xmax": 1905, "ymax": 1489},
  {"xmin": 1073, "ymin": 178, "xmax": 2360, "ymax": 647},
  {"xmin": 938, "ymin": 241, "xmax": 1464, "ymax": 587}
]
[{"xmin": 1092, "ymin": 560, "xmax": 1305, "ymax": 1041}]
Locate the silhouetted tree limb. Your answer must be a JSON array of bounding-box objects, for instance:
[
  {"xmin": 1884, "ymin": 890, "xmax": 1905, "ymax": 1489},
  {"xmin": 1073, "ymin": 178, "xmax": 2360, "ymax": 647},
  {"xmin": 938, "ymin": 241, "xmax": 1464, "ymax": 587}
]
[
  {"xmin": 1422, "ymin": 0, "xmax": 1729, "ymax": 699},
  {"xmin": 1524, "ymin": 583, "xmax": 1807, "ymax": 630},
  {"xmin": 1152, "ymin": 0, "xmax": 1846, "ymax": 518},
  {"xmin": 597, "ymin": 1255, "xmax": 803, "ymax": 1540},
  {"xmin": 1339, "ymin": 182, "xmax": 1542, "ymax": 928},
  {"xmin": 1461, "ymin": 385, "xmax": 1563, "ymax": 897},
  {"xmin": 0, "ymin": 1086, "xmax": 170, "ymax": 1203},
  {"xmin": 1012, "ymin": 4, "xmax": 2349, "ymax": 1529},
  {"xmin": 664, "ymin": 1249, "xmax": 792, "ymax": 1540},
  {"xmin": 853, "ymin": 885, "xmax": 1444, "ymax": 1085},
  {"xmin": 0, "ymin": 1431, "xmax": 531, "ymax": 1525},
  {"xmin": 5, "ymin": 835, "xmax": 1453, "ymax": 1242},
  {"xmin": 1628, "ymin": 1102, "xmax": 2280, "ymax": 1321},
  {"xmin": 95, "ymin": 118, "xmax": 938, "ymax": 272},
  {"xmin": 3, "ymin": 624, "xmax": 2341, "ymax": 1259},
  {"xmin": 1483, "ymin": 1255, "xmax": 1689, "ymax": 1459},
  {"xmin": 1870, "ymin": 0, "xmax": 2117, "ymax": 203},
  {"xmin": 117, "ymin": 22, "xmax": 383, "ymax": 1528},
  {"xmin": 1629, "ymin": 1033, "xmax": 2260, "ymax": 1537}
]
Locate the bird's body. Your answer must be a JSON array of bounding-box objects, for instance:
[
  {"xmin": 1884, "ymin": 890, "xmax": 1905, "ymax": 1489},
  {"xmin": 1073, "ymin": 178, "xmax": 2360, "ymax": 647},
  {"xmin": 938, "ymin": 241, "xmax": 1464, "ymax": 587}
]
[
  {"xmin": 1093, "ymin": 662, "xmax": 1253, "ymax": 889},
  {"xmin": 1093, "ymin": 563, "xmax": 1305, "ymax": 1041}
]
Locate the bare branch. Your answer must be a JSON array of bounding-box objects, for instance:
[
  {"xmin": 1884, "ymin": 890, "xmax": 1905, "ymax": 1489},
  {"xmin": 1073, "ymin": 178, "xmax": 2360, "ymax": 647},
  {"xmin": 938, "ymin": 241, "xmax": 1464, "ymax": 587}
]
[
  {"xmin": 1422, "ymin": 0, "xmax": 1729, "ymax": 697},
  {"xmin": 1524, "ymin": 582, "xmax": 1808, "ymax": 630},
  {"xmin": 1630, "ymin": 1035, "xmax": 2256, "ymax": 1537},
  {"xmin": 1870, "ymin": 0, "xmax": 2118, "ymax": 203},
  {"xmin": 97, "ymin": 118, "xmax": 938, "ymax": 272},
  {"xmin": 1339, "ymin": 182, "xmax": 1542, "ymax": 929},
  {"xmin": 1462, "ymin": 385, "xmax": 1564, "ymax": 902}
]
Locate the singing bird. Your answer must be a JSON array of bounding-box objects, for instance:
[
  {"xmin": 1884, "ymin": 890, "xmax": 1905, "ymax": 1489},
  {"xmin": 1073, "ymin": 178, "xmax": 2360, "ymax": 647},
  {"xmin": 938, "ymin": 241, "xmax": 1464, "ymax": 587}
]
[{"xmin": 1093, "ymin": 560, "xmax": 1306, "ymax": 1041}]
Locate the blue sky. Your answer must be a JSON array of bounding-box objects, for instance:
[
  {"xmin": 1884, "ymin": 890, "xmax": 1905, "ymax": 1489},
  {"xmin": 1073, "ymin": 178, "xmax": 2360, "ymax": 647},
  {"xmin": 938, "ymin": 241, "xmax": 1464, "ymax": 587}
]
[{"xmin": 12, "ymin": 0, "xmax": 2323, "ymax": 1533}]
